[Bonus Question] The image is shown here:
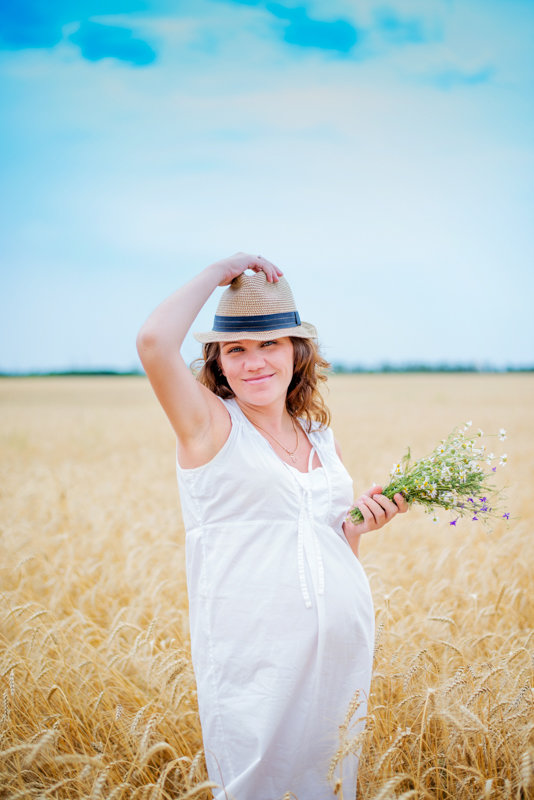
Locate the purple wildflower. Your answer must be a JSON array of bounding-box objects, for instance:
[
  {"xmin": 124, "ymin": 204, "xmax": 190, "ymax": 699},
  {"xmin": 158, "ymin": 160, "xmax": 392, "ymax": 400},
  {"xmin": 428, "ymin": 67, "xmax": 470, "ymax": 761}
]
[
  {"xmin": 479, "ymin": 497, "xmax": 487, "ymax": 502},
  {"xmin": 480, "ymin": 506, "xmax": 488, "ymax": 512},
  {"xmin": 468, "ymin": 497, "xmax": 474, "ymax": 503},
  {"xmin": 503, "ymin": 512, "xmax": 510, "ymax": 520},
  {"xmin": 472, "ymin": 515, "xmax": 478, "ymax": 521},
  {"xmin": 492, "ymin": 467, "xmax": 497, "ymax": 472},
  {"xmin": 450, "ymin": 519, "xmax": 457, "ymax": 526}
]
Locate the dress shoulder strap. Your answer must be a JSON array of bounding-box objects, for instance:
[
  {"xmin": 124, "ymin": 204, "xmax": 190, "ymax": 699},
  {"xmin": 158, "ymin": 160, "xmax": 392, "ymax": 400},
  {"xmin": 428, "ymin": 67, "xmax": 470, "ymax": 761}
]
[
  {"xmin": 218, "ymin": 396, "xmax": 244, "ymax": 424},
  {"xmin": 303, "ymin": 419, "xmax": 333, "ymax": 444}
]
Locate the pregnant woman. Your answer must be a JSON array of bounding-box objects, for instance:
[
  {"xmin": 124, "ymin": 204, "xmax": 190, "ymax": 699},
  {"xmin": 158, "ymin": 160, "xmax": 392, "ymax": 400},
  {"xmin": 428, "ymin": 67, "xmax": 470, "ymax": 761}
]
[{"xmin": 136, "ymin": 252, "xmax": 408, "ymax": 800}]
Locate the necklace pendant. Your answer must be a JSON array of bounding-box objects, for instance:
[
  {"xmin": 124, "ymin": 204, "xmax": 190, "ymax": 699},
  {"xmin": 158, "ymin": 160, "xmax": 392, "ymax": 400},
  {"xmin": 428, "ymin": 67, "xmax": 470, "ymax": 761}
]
[{"xmin": 289, "ymin": 452, "xmax": 297, "ymax": 464}]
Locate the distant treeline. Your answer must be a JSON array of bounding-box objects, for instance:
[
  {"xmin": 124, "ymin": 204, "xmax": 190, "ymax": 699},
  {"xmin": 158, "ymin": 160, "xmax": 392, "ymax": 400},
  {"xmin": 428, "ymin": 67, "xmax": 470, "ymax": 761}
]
[
  {"xmin": 331, "ymin": 363, "xmax": 534, "ymax": 374},
  {"xmin": 1, "ymin": 365, "xmax": 533, "ymax": 377},
  {"xmin": 0, "ymin": 369, "xmax": 145, "ymax": 377}
]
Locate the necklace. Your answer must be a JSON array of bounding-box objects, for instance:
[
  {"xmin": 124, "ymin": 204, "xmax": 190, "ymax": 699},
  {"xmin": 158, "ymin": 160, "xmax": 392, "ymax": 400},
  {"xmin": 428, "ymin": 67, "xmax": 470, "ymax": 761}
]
[{"xmin": 248, "ymin": 415, "xmax": 300, "ymax": 463}]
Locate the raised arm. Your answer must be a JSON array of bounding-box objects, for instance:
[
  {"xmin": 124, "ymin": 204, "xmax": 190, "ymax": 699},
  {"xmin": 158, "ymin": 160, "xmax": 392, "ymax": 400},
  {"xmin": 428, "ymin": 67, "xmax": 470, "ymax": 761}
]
[{"xmin": 136, "ymin": 253, "xmax": 282, "ymax": 466}]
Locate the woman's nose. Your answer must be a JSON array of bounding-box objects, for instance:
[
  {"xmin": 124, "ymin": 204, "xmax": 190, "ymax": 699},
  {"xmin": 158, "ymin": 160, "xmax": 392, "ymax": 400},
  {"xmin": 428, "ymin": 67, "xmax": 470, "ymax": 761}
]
[{"xmin": 243, "ymin": 349, "xmax": 266, "ymax": 370}]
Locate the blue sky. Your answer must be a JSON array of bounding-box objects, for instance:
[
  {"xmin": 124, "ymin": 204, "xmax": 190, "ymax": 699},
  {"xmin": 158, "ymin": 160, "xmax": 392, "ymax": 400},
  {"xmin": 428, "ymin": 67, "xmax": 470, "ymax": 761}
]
[{"xmin": 1, "ymin": 0, "xmax": 533, "ymax": 371}]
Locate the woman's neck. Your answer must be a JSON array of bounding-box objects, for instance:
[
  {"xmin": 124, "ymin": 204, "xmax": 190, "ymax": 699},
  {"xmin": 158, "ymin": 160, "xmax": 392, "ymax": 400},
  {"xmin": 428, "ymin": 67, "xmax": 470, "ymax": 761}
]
[{"xmin": 235, "ymin": 397, "xmax": 292, "ymax": 436}]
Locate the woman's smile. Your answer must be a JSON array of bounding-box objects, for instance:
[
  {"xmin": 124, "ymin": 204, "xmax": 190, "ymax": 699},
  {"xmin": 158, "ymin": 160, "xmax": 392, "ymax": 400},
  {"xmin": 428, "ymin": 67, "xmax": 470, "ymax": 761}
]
[{"xmin": 243, "ymin": 373, "xmax": 274, "ymax": 384}]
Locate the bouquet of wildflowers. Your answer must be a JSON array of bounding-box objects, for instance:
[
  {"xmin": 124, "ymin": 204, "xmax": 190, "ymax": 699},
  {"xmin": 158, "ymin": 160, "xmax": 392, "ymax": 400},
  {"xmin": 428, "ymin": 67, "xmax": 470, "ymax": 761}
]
[{"xmin": 350, "ymin": 422, "xmax": 510, "ymax": 527}]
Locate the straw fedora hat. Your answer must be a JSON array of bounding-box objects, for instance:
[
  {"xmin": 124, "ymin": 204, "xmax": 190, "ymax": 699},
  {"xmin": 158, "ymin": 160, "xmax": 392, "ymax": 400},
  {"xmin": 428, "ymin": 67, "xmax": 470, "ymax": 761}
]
[{"xmin": 193, "ymin": 271, "xmax": 317, "ymax": 343}]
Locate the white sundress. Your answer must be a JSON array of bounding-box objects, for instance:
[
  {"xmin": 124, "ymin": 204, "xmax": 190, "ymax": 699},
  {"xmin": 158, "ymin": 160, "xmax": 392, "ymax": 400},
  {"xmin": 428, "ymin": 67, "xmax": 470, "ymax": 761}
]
[{"xmin": 175, "ymin": 397, "xmax": 375, "ymax": 800}]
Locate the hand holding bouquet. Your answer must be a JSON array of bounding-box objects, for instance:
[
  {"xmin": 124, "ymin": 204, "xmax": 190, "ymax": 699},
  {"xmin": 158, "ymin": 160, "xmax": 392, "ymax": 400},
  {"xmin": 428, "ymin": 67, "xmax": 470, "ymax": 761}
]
[{"xmin": 349, "ymin": 422, "xmax": 509, "ymax": 527}]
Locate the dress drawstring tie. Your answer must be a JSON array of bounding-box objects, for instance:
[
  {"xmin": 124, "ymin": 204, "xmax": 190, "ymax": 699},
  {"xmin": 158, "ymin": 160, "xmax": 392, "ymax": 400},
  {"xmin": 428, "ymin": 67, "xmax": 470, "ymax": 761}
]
[{"xmin": 296, "ymin": 446, "xmax": 328, "ymax": 609}]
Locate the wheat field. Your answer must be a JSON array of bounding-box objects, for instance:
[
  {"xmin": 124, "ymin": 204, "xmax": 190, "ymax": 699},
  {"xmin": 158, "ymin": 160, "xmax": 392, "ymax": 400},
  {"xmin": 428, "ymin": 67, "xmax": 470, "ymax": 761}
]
[{"xmin": 0, "ymin": 374, "xmax": 533, "ymax": 800}]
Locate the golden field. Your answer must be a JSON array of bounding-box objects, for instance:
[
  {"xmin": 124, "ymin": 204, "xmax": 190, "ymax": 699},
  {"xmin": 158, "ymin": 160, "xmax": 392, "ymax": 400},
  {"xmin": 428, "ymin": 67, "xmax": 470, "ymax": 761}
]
[{"xmin": 0, "ymin": 374, "xmax": 533, "ymax": 800}]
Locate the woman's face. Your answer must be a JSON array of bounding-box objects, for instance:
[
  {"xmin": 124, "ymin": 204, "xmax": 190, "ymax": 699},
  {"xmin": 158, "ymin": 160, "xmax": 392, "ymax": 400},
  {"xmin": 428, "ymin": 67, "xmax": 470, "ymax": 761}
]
[{"xmin": 218, "ymin": 337, "xmax": 294, "ymax": 406}]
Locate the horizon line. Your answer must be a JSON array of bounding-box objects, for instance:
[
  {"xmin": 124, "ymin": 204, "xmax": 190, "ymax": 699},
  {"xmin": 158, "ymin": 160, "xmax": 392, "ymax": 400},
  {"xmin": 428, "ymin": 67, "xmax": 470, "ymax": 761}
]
[{"xmin": 1, "ymin": 364, "xmax": 533, "ymax": 378}]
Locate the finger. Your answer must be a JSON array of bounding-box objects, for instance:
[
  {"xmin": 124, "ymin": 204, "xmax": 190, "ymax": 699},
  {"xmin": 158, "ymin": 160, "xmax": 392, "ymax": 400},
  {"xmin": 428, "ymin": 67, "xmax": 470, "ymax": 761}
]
[
  {"xmin": 358, "ymin": 495, "xmax": 386, "ymax": 525},
  {"xmin": 371, "ymin": 493, "xmax": 400, "ymax": 520},
  {"xmin": 250, "ymin": 268, "xmax": 276, "ymax": 283},
  {"xmin": 264, "ymin": 259, "xmax": 284, "ymax": 277},
  {"xmin": 354, "ymin": 498, "xmax": 377, "ymax": 530},
  {"xmin": 393, "ymin": 493, "xmax": 409, "ymax": 513},
  {"xmin": 249, "ymin": 257, "xmax": 281, "ymax": 283},
  {"xmin": 363, "ymin": 485, "xmax": 383, "ymax": 498}
]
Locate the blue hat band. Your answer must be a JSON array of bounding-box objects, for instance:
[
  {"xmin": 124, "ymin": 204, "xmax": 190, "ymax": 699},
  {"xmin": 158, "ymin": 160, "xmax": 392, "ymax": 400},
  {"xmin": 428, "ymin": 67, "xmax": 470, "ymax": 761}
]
[{"xmin": 213, "ymin": 311, "xmax": 301, "ymax": 333}]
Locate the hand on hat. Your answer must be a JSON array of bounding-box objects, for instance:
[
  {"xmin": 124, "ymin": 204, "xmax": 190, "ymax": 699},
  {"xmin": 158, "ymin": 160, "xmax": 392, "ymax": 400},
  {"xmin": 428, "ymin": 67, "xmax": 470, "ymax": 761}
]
[{"xmin": 212, "ymin": 253, "xmax": 284, "ymax": 287}]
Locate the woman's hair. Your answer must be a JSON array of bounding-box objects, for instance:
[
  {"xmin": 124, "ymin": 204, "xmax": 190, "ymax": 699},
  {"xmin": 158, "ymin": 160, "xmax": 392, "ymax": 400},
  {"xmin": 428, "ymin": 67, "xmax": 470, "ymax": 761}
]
[{"xmin": 193, "ymin": 338, "xmax": 331, "ymax": 431}]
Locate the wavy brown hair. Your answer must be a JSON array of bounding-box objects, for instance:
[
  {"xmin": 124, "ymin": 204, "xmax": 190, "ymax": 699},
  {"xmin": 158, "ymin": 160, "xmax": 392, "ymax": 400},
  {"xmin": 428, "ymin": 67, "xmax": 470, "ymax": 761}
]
[{"xmin": 193, "ymin": 338, "xmax": 331, "ymax": 431}]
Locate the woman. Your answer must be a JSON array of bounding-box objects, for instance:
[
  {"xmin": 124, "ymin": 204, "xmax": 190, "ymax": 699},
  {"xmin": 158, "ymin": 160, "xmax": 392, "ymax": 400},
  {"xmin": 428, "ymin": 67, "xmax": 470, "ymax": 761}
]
[{"xmin": 136, "ymin": 252, "xmax": 408, "ymax": 800}]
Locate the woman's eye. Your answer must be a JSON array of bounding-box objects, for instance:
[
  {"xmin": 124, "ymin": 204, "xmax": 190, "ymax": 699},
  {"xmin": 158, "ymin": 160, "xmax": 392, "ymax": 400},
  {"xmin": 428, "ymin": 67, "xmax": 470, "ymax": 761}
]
[
  {"xmin": 262, "ymin": 340, "xmax": 276, "ymax": 347},
  {"xmin": 227, "ymin": 346, "xmax": 243, "ymax": 353}
]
